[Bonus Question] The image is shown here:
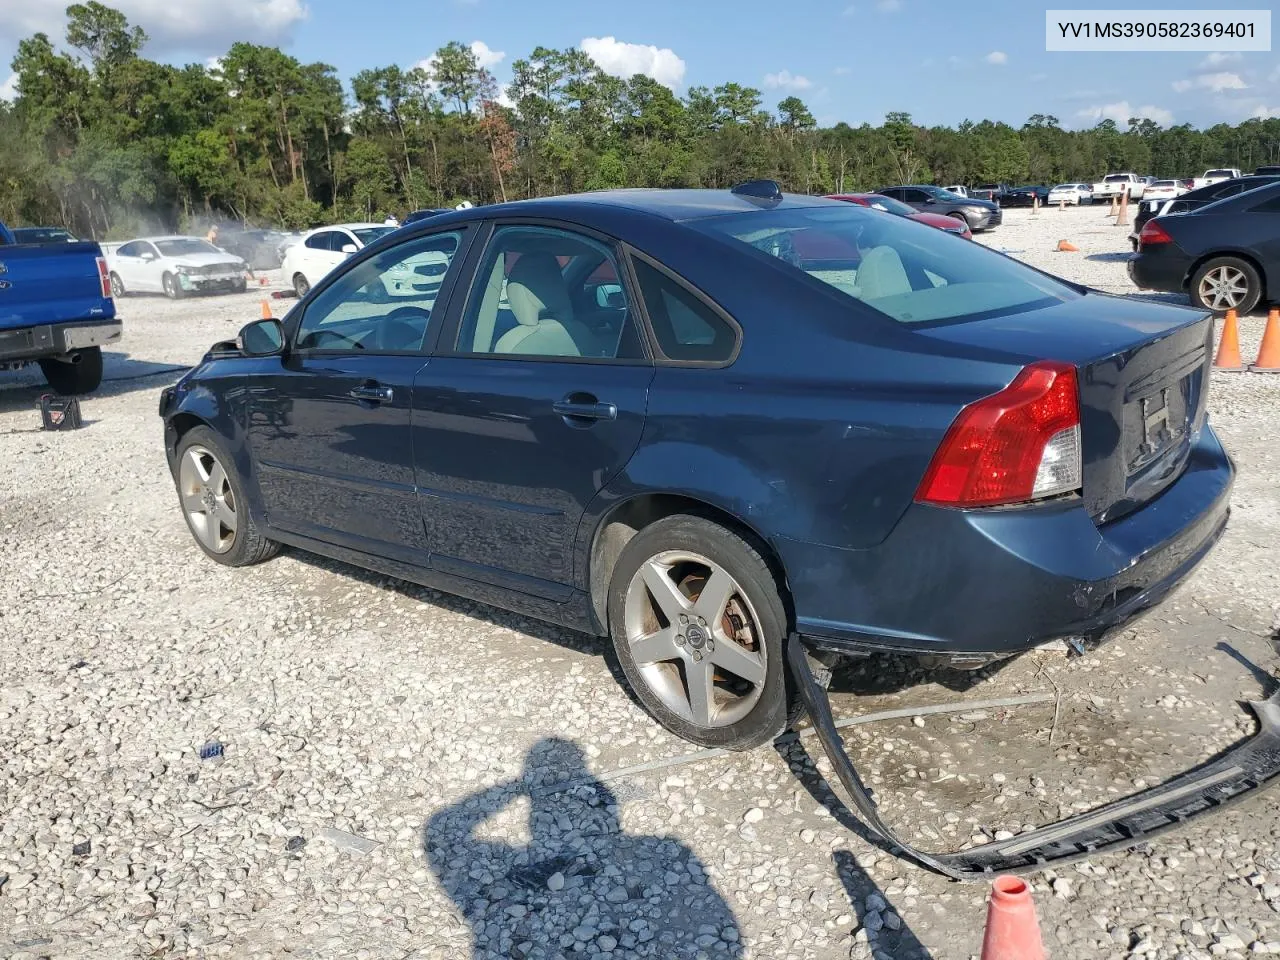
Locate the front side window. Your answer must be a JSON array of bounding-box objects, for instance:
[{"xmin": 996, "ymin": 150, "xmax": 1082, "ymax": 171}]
[
  {"xmin": 294, "ymin": 231, "xmax": 463, "ymax": 353},
  {"xmin": 456, "ymin": 226, "xmax": 643, "ymax": 360},
  {"xmin": 696, "ymin": 204, "xmax": 1079, "ymax": 325}
]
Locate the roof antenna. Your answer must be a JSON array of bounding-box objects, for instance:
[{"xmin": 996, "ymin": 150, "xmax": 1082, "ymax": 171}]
[{"xmin": 731, "ymin": 179, "xmax": 784, "ymax": 203}]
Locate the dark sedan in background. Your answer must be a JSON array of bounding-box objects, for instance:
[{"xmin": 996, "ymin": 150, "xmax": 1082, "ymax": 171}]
[
  {"xmin": 1129, "ymin": 180, "xmax": 1280, "ymax": 313},
  {"xmin": 1003, "ymin": 185, "xmax": 1050, "ymax": 208},
  {"xmin": 826, "ymin": 192, "xmax": 972, "ymax": 238},
  {"xmin": 1131, "ymin": 174, "xmax": 1280, "ymax": 249},
  {"xmin": 875, "ymin": 184, "xmax": 1002, "ymax": 231}
]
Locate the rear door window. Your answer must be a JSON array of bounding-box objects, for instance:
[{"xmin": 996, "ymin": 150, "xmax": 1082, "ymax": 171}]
[{"xmin": 631, "ymin": 256, "xmax": 739, "ymax": 364}]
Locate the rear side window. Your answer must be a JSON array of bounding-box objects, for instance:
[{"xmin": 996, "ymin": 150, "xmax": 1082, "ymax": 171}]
[
  {"xmin": 305, "ymin": 232, "xmax": 335, "ymax": 251},
  {"xmin": 632, "ymin": 258, "xmax": 738, "ymax": 363}
]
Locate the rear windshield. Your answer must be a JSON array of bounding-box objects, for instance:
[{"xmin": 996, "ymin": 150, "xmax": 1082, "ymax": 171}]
[
  {"xmin": 1104, "ymin": 175, "xmax": 1133, "ymax": 182},
  {"xmin": 156, "ymin": 239, "xmax": 221, "ymax": 257},
  {"xmin": 695, "ymin": 205, "xmax": 1078, "ymax": 325},
  {"xmin": 1207, "ymin": 169, "xmax": 1236, "ymax": 177},
  {"xmin": 13, "ymin": 228, "xmax": 76, "ymax": 243},
  {"xmin": 1152, "ymin": 181, "xmax": 1177, "ymax": 187}
]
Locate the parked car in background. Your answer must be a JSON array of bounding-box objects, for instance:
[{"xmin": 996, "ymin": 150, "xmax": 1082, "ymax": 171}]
[
  {"xmin": 214, "ymin": 227, "xmax": 289, "ymax": 271},
  {"xmin": 280, "ymin": 223, "xmax": 397, "ymax": 297},
  {"xmin": 1092, "ymin": 173, "xmax": 1147, "ymax": 201},
  {"xmin": 875, "ymin": 185, "xmax": 1002, "ymax": 231},
  {"xmin": 826, "ymin": 193, "xmax": 972, "ymax": 238},
  {"xmin": 0, "ymin": 219, "xmax": 119, "ymax": 394},
  {"xmin": 1003, "ymin": 185, "xmax": 1050, "ymax": 208},
  {"xmin": 1191, "ymin": 168, "xmax": 1241, "ymax": 189},
  {"xmin": 1255, "ymin": 166, "xmax": 1280, "ymax": 176},
  {"xmin": 1142, "ymin": 179, "xmax": 1188, "ymax": 203},
  {"xmin": 160, "ymin": 184, "xmax": 1254, "ymax": 874},
  {"xmin": 11, "ymin": 226, "xmax": 78, "ymax": 244},
  {"xmin": 1047, "ymin": 183, "xmax": 1094, "ymax": 206},
  {"xmin": 969, "ymin": 183, "xmax": 1011, "ymax": 204},
  {"xmin": 1129, "ymin": 179, "xmax": 1280, "ymax": 313},
  {"xmin": 943, "ymin": 185, "xmax": 969, "ymax": 197},
  {"xmin": 106, "ymin": 237, "xmax": 247, "ymax": 299},
  {"xmin": 1129, "ymin": 174, "xmax": 1280, "ymax": 250}
]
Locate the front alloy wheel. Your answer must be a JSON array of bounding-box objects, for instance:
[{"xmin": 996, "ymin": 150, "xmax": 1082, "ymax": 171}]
[{"xmin": 179, "ymin": 445, "xmax": 238, "ymax": 554}]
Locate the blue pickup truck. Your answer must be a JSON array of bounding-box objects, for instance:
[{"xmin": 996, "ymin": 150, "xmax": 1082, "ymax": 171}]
[{"xmin": 0, "ymin": 221, "xmax": 121, "ymax": 394}]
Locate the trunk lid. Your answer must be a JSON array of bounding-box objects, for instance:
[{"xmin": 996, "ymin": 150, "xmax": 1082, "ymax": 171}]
[
  {"xmin": 0, "ymin": 241, "xmax": 113, "ymax": 330},
  {"xmin": 914, "ymin": 293, "xmax": 1213, "ymax": 523}
]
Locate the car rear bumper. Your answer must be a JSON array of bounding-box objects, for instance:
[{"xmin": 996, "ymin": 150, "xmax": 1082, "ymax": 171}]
[
  {"xmin": 780, "ymin": 423, "xmax": 1233, "ymax": 659},
  {"xmin": 1128, "ymin": 250, "xmax": 1190, "ymax": 292},
  {"xmin": 0, "ymin": 318, "xmax": 122, "ymax": 363}
]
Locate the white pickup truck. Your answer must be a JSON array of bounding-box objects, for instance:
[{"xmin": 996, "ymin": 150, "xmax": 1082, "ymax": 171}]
[
  {"xmin": 1091, "ymin": 173, "xmax": 1147, "ymax": 201},
  {"xmin": 1191, "ymin": 167, "xmax": 1241, "ymax": 189}
]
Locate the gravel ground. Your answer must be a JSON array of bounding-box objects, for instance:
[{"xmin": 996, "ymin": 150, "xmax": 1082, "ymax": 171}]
[{"xmin": 2, "ymin": 211, "xmax": 1279, "ymax": 960}]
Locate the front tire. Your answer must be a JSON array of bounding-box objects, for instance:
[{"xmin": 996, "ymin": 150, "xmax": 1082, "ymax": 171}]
[
  {"xmin": 109, "ymin": 272, "xmax": 126, "ymax": 298},
  {"xmin": 1190, "ymin": 256, "xmax": 1262, "ymax": 315},
  {"xmin": 174, "ymin": 426, "xmax": 278, "ymax": 567},
  {"xmin": 293, "ymin": 273, "xmax": 311, "ymax": 298},
  {"xmin": 607, "ymin": 515, "xmax": 795, "ymax": 750},
  {"xmin": 162, "ymin": 272, "xmax": 185, "ymax": 300},
  {"xmin": 38, "ymin": 346, "xmax": 103, "ymax": 395}
]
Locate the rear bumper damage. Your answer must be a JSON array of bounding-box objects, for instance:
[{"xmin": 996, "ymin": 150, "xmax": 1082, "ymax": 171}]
[{"xmin": 788, "ymin": 638, "xmax": 1280, "ymax": 881}]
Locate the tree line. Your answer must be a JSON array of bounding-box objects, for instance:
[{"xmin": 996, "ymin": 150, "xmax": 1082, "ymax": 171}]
[{"xmin": 3, "ymin": 2, "xmax": 1279, "ymax": 238}]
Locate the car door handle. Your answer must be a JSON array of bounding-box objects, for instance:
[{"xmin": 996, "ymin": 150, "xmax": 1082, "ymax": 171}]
[
  {"xmin": 553, "ymin": 398, "xmax": 617, "ymax": 421},
  {"xmin": 349, "ymin": 383, "xmax": 393, "ymax": 403}
]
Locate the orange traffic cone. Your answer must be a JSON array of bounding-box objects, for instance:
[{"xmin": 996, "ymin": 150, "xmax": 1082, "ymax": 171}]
[
  {"xmin": 1031, "ymin": 195, "xmax": 1039, "ymax": 217},
  {"xmin": 1214, "ymin": 308, "xmax": 1244, "ymax": 371},
  {"xmin": 1109, "ymin": 195, "xmax": 1119, "ymax": 216},
  {"xmin": 981, "ymin": 876, "xmax": 1045, "ymax": 960},
  {"xmin": 1115, "ymin": 192, "xmax": 1129, "ymax": 226},
  {"xmin": 1056, "ymin": 239, "xmax": 1078, "ymax": 252},
  {"xmin": 1250, "ymin": 307, "xmax": 1280, "ymax": 373},
  {"xmin": 260, "ymin": 300, "xmax": 272, "ymax": 320},
  {"xmin": 1059, "ymin": 199, "xmax": 1065, "ymax": 212}
]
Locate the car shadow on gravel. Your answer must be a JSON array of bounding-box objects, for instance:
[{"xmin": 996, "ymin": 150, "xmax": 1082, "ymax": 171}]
[
  {"xmin": 0, "ymin": 352, "xmax": 189, "ymax": 416},
  {"xmin": 1086, "ymin": 252, "xmax": 1135, "ymax": 263},
  {"xmin": 423, "ymin": 737, "xmax": 746, "ymax": 958}
]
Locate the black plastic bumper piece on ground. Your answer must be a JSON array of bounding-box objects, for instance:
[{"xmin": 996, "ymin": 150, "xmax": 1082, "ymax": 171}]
[{"xmin": 787, "ymin": 636, "xmax": 1280, "ymax": 882}]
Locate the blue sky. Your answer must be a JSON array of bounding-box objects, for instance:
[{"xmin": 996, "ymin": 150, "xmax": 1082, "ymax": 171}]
[{"xmin": 3, "ymin": 0, "xmax": 1279, "ymax": 125}]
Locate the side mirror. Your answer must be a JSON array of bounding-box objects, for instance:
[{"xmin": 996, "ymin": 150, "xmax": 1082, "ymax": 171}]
[
  {"xmin": 341, "ymin": 243, "xmax": 358, "ymax": 254},
  {"xmin": 237, "ymin": 318, "xmax": 285, "ymax": 357}
]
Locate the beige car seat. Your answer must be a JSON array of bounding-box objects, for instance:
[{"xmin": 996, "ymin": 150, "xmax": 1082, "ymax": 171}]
[
  {"xmin": 494, "ymin": 254, "xmax": 594, "ymax": 356},
  {"xmin": 856, "ymin": 245, "xmax": 913, "ymax": 300}
]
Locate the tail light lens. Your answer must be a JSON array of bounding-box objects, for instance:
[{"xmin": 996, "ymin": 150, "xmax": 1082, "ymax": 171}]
[
  {"xmin": 96, "ymin": 257, "xmax": 112, "ymax": 298},
  {"xmin": 1138, "ymin": 220, "xmax": 1173, "ymax": 247},
  {"xmin": 915, "ymin": 361, "xmax": 1082, "ymax": 508}
]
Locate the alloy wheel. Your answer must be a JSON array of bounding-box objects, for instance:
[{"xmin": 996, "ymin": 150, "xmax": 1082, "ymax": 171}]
[
  {"xmin": 623, "ymin": 550, "xmax": 768, "ymax": 728},
  {"xmin": 178, "ymin": 445, "xmax": 238, "ymax": 554},
  {"xmin": 1197, "ymin": 265, "xmax": 1250, "ymax": 311}
]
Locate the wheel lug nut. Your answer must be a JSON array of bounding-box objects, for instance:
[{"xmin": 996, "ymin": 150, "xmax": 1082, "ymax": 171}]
[
  {"xmin": 679, "ymin": 614, "xmax": 689, "ymax": 624},
  {"xmin": 706, "ymin": 640, "xmax": 715, "ymax": 652},
  {"xmin": 692, "ymin": 650, "xmax": 702, "ymax": 662},
  {"xmin": 676, "ymin": 634, "xmax": 685, "ymax": 646}
]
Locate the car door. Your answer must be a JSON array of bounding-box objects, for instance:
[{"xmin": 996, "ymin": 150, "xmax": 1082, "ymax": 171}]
[
  {"xmin": 900, "ymin": 188, "xmax": 932, "ymax": 211},
  {"xmin": 246, "ymin": 227, "xmax": 473, "ymax": 562},
  {"xmin": 411, "ymin": 222, "xmax": 655, "ymax": 600},
  {"xmin": 296, "ymin": 230, "xmax": 337, "ymax": 285},
  {"xmin": 137, "ymin": 241, "xmax": 167, "ymax": 291},
  {"xmin": 112, "ymin": 241, "xmax": 147, "ymax": 290}
]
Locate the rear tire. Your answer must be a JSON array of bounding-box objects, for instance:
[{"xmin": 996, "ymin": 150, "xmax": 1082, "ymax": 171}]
[
  {"xmin": 174, "ymin": 426, "xmax": 279, "ymax": 567},
  {"xmin": 607, "ymin": 514, "xmax": 805, "ymax": 751},
  {"xmin": 293, "ymin": 273, "xmax": 311, "ymax": 298},
  {"xmin": 38, "ymin": 346, "xmax": 103, "ymax": 395},
  {"xmin": 1190, "ymin": 256, "xmax": 1262, "ymax": 315}
]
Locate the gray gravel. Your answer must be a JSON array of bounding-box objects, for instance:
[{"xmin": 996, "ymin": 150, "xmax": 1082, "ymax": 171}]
[{"xmin": 2, "ymin": 215, "xmax": 1279, "ymax": 959}]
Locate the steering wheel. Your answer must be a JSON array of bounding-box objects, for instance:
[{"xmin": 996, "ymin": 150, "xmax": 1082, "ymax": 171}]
[{"xmin": 376, "ymin": 305, "xmax": 432, "ymax": 351}]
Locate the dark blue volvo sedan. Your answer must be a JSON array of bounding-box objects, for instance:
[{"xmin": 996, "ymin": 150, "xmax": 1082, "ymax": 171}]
[{"xmin": 160, "ymin": 184, "xmax": 1234, "ymax": 768}]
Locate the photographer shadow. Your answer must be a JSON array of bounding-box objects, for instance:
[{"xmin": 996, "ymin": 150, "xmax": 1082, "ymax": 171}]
[{"xmin": 423, "ymin": 737, "xmax": 744, "ymax": 959}]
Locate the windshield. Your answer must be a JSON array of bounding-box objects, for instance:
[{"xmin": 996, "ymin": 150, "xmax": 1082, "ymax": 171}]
[
  {"xmin": 156, "ymin": 239, "xmax": 222, "ymax": 257},
  {"xmin": 696, "ymin": 205, "xmax": 1078, "ymax": 325},
  {"xmin": 861, "ymin": 195, "xmax": 917, "ymax": 217},
  {"xmin": 352, "ymin": 226, "xmax": 395, "ymax": 245}
]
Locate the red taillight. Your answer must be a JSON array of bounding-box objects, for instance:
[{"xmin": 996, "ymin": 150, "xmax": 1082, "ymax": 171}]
[
  {"xmin": 915, "ymin": 361, "xmax": 1082, "ymax": 507},
  {"xmin": 96, "ymin": 257, "xmax": 112, "ymax": 299},
  {"xmin": 1138, "ymin": 220, "xmax": 1173, "ymax": 247}
]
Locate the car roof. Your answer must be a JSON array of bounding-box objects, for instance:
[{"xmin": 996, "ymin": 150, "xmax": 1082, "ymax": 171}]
[
  {"xmin": 306, "ymin": 223, "xmax": 385, "ymax": 234},
  {"xmin": 449, "ymin": 189, "xmax": 838, "ymax": 224},
  {"xmin": 129, "ymin": 235, "xmax": 210, "ymax": 243}
]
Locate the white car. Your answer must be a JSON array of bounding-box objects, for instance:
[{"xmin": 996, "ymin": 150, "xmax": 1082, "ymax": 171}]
[
  {"xmin": 1047, "ymin": 183, "xmax": 1094, "ymax": 206},
  {"xmin": 281, "ymin": 223, "xmax": 397, "ymax": 297},
  {"xmin": 1191, "ymin": 167, "xmax": 1241, "ymax": 190},
  {"xmin": 1142, "ymin": 179, "xmax": 1187, "ymax": 202},
  {"xmin": 1091, "ymin": 172, "xmax": 1146, "ymax": 201},
  {"xmin": 106, "ymin": 236, "xmax": 247, "ymax": 299},
  {"xmin": 943, "ymin": 185, "xmax": 969, "ymax": 198}
]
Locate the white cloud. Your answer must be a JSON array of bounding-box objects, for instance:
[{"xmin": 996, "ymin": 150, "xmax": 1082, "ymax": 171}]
[
  {"xmin": 833, "ymin": 65, "xmax": 851, "ymax": 75},
  {"xmin": 0, "ymin": 72, "xmax": 17, "ymax": 102},
  {"xmin": 1172, "ymin": 71, "xmax": 1247, "ymax": 93},
  {"xmin": 468, "ymin": 40, "xmax": 505, "ymax": 70},
  {"xmin": 579, "ymin": 36, "xmax": 686, "ymax": 90},
  {"xmin": 763, "ymin": 69, "xmax": 812, "ymax": 92},
  {"xmin": 1200, "ymin": 51, "xmax": 1241, "ymax": 68},
  {"xmin": 1253, "ymin": 104, "xmax": 1280, "ymax": 119},
  {"xmin": 984, "ymin": 51, "xmax": 1007, "ymax": 65},
  {"xmin": 1075, "ymin": 100, "xmax": 1173, "ymax": 126},
  {"xmin": 877, "ymin": 0, "xmax": 901, "ymax": 10},
  {"xmin": 0, "ymin": 0, "xmax": 306, "ymax": 57}
]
